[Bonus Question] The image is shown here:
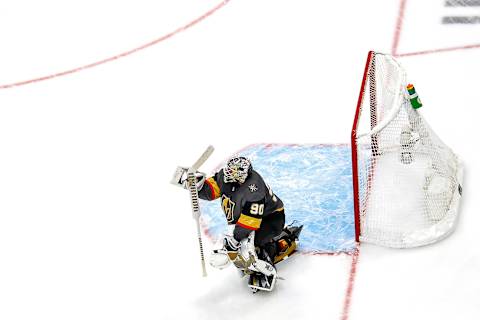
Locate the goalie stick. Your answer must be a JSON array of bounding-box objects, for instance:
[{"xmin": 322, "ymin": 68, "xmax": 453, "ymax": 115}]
[{"xmin": 184, "ymin": 146, "xmax": 214, "ymax": 277}]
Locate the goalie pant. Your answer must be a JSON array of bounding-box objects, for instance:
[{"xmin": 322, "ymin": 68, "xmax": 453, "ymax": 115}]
[{"xmin": 198, "ymin": 168, "xmax": 285, "ymax": 260}]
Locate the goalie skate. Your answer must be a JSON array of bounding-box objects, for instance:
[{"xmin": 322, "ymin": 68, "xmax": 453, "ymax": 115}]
[
  {"xmin": 247, "ymin": 224, "xmax": 302, "ymax": 293},
  {"xmin": 248, "ymin": 272, "xmax": 277, "ymax": 293}
]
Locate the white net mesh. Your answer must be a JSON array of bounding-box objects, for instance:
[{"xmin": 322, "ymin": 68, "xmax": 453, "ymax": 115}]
[{"xmin": 352, "ymin": 52, "xmax": 463, "ymax": 248}]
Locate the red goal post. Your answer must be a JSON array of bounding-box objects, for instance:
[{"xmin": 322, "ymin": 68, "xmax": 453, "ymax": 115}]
[{"xmin": 351, "ymin": 51, "xmax": 463, "ymax": 248}]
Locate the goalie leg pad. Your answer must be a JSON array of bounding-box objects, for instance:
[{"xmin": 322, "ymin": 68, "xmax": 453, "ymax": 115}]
[
  {"xmin": 232, "ymin": 232, "xmax": 278, "ymax": 292},
  {"xmin": 230, "ymin": 233, "xmax": 274, "ymax": 272}
]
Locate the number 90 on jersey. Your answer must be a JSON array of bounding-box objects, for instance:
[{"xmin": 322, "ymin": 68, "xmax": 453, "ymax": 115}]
[{"xmin": 250, "ymin": 203, "xmax": 264, "ymax": 216}]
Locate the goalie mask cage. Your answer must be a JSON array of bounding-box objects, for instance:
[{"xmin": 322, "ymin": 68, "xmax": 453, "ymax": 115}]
[{"xmin": 351, "ymin": 51, "xmax": 463, "ymax": 248}]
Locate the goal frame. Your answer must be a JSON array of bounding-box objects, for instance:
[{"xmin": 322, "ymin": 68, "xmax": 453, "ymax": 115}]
[
  {"xmin": 351, "ymin": 51, "xmax": 374, "ymax": 243},
  {"xmin": 350, "ymin": 51, "xmax": 463, "ymax": 247}
]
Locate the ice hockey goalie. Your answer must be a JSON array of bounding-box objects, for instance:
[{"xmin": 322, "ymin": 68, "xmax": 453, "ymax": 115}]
[{"xmin": 176, "ymin": 156, "xmax": 302, "ymax": 293}]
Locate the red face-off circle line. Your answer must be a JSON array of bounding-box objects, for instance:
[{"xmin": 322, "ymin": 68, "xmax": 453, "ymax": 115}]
[{"xmin": 0, "ymin": 0, "xmax": 230, "ymax": 90}]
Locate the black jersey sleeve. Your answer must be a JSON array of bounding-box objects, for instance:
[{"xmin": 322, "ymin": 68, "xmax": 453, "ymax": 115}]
[{"xmin": 198, "ymin": 172, "xmax": 221, "ymax": 201}]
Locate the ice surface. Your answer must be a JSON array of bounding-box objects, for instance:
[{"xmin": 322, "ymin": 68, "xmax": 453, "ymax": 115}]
[
  {"xmin": 0, "ymin": 0, "xmax": 479, "ymax": 320},
  {"xmin": 201, "ymin": 144, "xmax": 356, "ymax": 253}
]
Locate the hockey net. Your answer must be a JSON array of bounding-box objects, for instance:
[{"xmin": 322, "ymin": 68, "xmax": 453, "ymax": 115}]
[{"xmin": 351, "ymin": 51, "xmax": 463, "ymax": 248}]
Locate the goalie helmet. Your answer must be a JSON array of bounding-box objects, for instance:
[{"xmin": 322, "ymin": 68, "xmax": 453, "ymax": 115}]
[{"xmin": 223, "ymin": 156, "xmax": 252, "ymax": 184}]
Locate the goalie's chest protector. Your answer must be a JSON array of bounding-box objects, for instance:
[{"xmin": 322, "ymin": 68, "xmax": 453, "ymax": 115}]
[{"xmin": 216, "ymin": 170, "xmax": 283, "ymax": 225}]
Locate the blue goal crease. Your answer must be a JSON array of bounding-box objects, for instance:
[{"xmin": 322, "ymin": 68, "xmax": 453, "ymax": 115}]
[{"xmin": 201, "ymin": 144, "xmax": 356, "ymax": 254}]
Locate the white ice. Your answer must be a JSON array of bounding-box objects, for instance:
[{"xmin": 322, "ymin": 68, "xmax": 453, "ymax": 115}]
[{"xmin": 0, "ymin": 1, "xmax": 479, "ymax": 319}]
